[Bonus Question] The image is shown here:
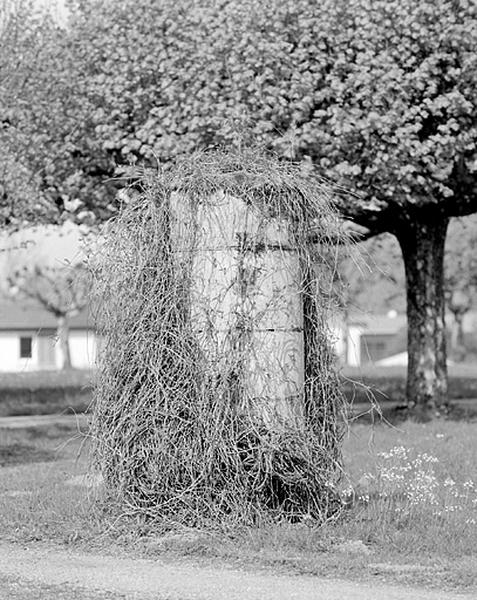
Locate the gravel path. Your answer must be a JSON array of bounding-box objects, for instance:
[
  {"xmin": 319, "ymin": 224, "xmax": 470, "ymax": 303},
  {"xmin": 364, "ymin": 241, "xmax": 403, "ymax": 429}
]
[{"xmin": 0, "ymin": 543, "xmax": 473, "ymax": 600}]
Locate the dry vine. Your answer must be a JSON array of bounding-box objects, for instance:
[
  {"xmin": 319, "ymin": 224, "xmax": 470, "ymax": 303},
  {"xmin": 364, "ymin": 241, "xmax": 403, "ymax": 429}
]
[{"xmin": 91, "ymin": 147, "xmax": 349, "ymax": 528}]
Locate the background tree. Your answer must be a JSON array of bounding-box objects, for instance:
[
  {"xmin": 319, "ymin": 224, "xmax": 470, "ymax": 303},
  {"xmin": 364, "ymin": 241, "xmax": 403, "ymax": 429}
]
[
  {"xmin": 0, "ymin": 0, "xmax": 116, "ymax": 229},
  {"xmin": 1, "ymin": 0, "xmax": 46, "ymax": 224},
  {"xmin": 338, "ymin": 217, "xmax": 477, "ymax": 364},
  {"xmin": 7, "ymin": 263, "xmax": 90, "ymax": 369},
  {"xmin": 337, "ymin": 235, "xmax": 405, "ymax": 315},
  {"xmin": 332, "ymin": 237, "xmax": 403, "ymax": 365},
  {"xmin": 444, "ymin": 214, "xmax": 477, "ymax": 361}
]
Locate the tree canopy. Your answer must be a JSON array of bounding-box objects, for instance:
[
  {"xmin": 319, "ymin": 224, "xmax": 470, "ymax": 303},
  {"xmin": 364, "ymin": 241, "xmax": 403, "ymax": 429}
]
[
  {"xmin": 0, "ymin": 0, "xmax": 113, "ymax": 227},
  {"xmin": 61, "ymin": 0, "xmax": 477, "ymax": 225},
  {"xmin": 4, "ymin": 0, "xmax": 476, "ymax": 225}
]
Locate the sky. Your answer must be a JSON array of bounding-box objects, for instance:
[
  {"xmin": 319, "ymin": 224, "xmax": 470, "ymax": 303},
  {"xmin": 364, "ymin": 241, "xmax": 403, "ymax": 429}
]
[{"xmin": 0, "ymin": 222, "xmax": 85, "ymax": 284}]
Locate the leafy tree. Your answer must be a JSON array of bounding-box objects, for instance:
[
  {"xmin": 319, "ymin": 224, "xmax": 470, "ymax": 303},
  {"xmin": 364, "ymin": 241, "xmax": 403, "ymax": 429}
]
[
  {"xmin": 1, "ymin": 1, "xmax": 44, "ymax": 223},
  {"xmin": 315, "ymin": 1, "xmax": 477, "ymax": 416},
  {"xmin": 7, "ymin": 263, "xmax": 90, "ymax": 369},
  {"xmin": 0, "ymin": 1, "xmax": 60, "ymax": 224},
  {"xmin": 4, "ymin": 0, "xmax": 477, "ymax": 413},
  {"xmin": 65, "ymin": 0, "xmax": 476, "ymax": 414},
  {"xmin": 0, "ymin": 0, "xmax": 116, "ymax": 228}
]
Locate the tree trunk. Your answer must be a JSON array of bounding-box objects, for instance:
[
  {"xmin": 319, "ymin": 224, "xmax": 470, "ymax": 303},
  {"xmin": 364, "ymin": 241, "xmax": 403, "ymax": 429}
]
[
  {"xmin": 447, "ymin": 290, "xmax": 471, "ymax": 362},
  {"xmin": 57, "ymin": 315, "xmax": 72, "ymax": 370},
  {"xmin": 450, "ymin": 310, "xmax": 467, "ymax": 362},
  {"xmin": 341, "ymin": 304, "xmax": 350, "ymax": 366},
  {"xmin": 395, "ymin": 213, "xmax": 449, "ymax": 419}
]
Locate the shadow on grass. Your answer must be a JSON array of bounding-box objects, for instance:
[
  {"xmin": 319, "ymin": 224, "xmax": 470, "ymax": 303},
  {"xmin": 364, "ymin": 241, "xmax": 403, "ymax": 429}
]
[{"xmin": 0, "ymin": 442, "xmax": 56, "ymax": 467}]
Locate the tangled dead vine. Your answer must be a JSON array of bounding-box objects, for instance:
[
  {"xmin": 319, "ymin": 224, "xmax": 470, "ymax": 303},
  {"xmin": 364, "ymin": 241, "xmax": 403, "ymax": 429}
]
[{"xmin": 90, "ymin": 147, "xmax": 350, "ymax": 528}]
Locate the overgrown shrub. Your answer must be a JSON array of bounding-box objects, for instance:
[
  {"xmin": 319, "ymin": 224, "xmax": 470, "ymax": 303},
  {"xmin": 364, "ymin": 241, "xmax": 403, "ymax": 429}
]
[{"xmin": 91, "ymin": 147, "xmax": 349, "ymax": 527}]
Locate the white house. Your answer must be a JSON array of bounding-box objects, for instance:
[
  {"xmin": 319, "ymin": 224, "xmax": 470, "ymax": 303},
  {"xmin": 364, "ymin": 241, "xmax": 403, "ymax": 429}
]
[
  {"xmin": 0, "ymin": 299, "xmax": 99, "ymax": 372},
  {"xmin": 331, "ymin": 311, "xmax": 407, "ymax": 366},
  {"xmin": 332, "ymin": 310, "xmax": 477, "ymax": 367}
]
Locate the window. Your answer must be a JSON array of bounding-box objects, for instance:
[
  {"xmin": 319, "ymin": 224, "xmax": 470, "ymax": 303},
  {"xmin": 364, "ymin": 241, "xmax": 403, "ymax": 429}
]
[{"xmin": 20, "ymin": 337, "xmax": 32, "ymax": 359}]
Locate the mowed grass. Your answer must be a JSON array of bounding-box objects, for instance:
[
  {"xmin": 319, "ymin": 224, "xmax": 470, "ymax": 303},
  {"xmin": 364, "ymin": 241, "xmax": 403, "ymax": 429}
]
[
  {"xmin": 0, "ymin": 421, "xmax": 104, "ymax": 544},
  {"xmin": 0, "ymin": 417, "xmax": 476, "ymax": 591}
]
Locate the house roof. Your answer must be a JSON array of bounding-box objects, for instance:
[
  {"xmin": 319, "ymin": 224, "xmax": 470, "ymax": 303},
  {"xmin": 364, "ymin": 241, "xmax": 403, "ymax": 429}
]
[{"xmin": 0, "ymin": 299, "xmax": 93, "ymax": 331}]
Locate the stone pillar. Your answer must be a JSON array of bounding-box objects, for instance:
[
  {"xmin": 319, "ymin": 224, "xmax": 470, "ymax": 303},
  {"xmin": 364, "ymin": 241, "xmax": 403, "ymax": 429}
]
[{"xmin": 174, "ymin": 191, "xmax": 304, "ymax": 425}]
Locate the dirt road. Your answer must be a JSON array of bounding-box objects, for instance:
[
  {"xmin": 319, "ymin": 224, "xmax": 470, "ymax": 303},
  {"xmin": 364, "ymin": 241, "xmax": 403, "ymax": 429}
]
[{"xmin": 0, "ymin": 543, "xmax": 473, "ymax": 600}]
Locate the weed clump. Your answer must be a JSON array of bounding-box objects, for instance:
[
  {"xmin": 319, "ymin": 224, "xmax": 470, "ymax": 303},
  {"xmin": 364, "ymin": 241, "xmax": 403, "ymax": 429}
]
[
  {"xmin": 91, "ymin": 147, "xmax": 348, "ymax": 528},
  {"xmin": 342, "ymin": 444, "xmax": 477, "ymax": 556}
]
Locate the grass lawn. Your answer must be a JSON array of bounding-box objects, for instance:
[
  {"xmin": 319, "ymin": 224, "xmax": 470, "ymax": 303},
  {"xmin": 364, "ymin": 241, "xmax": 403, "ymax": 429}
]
[
  {"xmin": 341, "ymin": 363, "xmax": 477, "ymax": 408},
  {"xmin": 341, "ymin": 363, "xmax": 477, "ymax": 423},
  {"xmin": 0, "ymin": 417, "xmax": 476, "ymax": 592}
]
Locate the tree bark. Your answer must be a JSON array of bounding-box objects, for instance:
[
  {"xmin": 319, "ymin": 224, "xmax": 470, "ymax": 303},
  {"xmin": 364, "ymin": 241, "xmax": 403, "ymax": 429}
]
[
  {"xmin": 395, "ymin": 212, "xmax": 449, "ymax": 418},
  {"xmin": 57, "ymin": 315, "xmax": 72, "ymax": 370}
]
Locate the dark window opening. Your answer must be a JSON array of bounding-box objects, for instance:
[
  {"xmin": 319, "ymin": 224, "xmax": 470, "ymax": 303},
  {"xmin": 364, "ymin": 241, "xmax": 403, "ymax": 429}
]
[{"xmin": 20, "ymin": 337, "xmax": 32, "ymax": 359}]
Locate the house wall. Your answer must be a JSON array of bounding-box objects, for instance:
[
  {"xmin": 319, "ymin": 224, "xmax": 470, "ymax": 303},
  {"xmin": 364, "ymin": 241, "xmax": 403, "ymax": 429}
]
[
  {"xmin": 330, "ymin": 321, "xmax": 409, "ymax": 367},
  {"xmin": 346, "ymin": 325, "xmax": 362, "ymax": 367},
  {"xmin": 0, "ymin": 331, "xmax": 39, "ymax": 372},
  {"xmin": 68, "ymin": 330, "xmax": 98, "ymax": 369},
  {"xmin": 0, "ymin": 329, "xmax": 98, "ymax": 372},
  {"xmin": 329, "ymin": 322, "xmax": 362, "ymax": 366}
]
